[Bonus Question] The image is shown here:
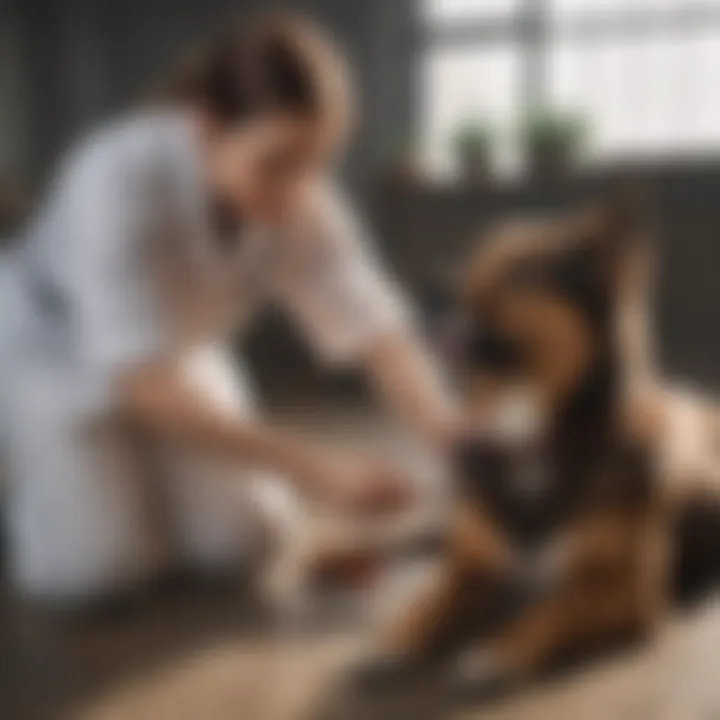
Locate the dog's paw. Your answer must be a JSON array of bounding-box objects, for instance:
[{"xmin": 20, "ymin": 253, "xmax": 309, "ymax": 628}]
[
  {"xmin": 452, "ymin": 649, "xmax": 518, "ymax": 701},
  {"xmin": 492, "ymin": 552, "xmax": 560, "ymax": 619},
  {"xmin": 350, "ymin": 651, "xmax": 426, "ymax": 694}
]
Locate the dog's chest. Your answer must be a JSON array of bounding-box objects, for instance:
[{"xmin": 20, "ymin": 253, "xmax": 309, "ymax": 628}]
[{"xmin": 457, "ymin": 435, "xmax": 652, "ymax": 549}]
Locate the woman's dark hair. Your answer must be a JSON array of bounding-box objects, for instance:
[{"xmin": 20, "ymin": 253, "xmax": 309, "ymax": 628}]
[{"xmin": 165, "ymin": 13, "xmax": 353, "ymax": 130}]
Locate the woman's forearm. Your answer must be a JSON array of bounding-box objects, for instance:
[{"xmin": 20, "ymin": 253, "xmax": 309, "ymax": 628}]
[
  {"xmin": 116, "ymin": 362, "xmax": 330, "ymax": 493},
  {"xmin": 365, "ymin": 330, "xmax": 461, "ymax": 450}
]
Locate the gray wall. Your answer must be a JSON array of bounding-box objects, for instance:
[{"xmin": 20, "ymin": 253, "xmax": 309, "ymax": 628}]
[
  {"xmin": 2, "ymin": 0, "xmax": 418, "ymax": 195},
  {"xmin": 0, "ymin": 0, "xmax": 419, "ymax": 402},
  {"xmin": 376, "ymin": 165, "xmax": 720, "ymax": 389},
  {"xmin": 0, "ymin": 2, "xmax": 30, "ymax": 184}
]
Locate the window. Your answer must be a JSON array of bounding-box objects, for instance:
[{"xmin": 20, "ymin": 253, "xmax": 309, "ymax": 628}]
[
  {"xmin": 421, "ymin": 45, "xmax": 521, "ymax": 175},
  {"xmin": 549, "ymin": 29, "xmax": 720, "ymax": 160},
  {"xmin": 423, "ymin": 0, "xmax": 520, "ymax": 22},
  {"xmin": 550, "ymin": 0, "xmax": 695, "ymax": 17},
  {"xmin": 420, "ymin": 0, "xmax": 720, "ymax": 174}
]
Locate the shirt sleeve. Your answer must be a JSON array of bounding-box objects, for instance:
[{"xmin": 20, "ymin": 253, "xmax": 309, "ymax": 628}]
[
  {"xmin": 275, "ymin": 185, "xmax": 411, "ymax": 365},
  {"xmin": 62, "ymin": 129, "xmax": 171, "ymax": 407}
]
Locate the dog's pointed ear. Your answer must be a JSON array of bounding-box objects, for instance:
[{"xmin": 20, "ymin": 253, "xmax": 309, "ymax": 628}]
[
  {"xmin": 574, "ymin": 181, "xmax": 656, "ymax": 297},
  {"xmin": 581, "ymin": 180, "xmax": 655, "ymax": 252},
  {"xmin": 602, "ymin": 180, "xmax": 654, "ymax": 245}
]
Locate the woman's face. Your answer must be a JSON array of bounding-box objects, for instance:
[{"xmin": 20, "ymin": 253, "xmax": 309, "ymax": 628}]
[{"xmin": 204, "ymin": 113, "xmax": 343, "ymax": 225}]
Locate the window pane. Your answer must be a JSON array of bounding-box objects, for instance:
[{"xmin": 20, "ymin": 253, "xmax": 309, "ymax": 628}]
[
  {"xmin": 549, "ymin": 29, "xmax": 720, "ymax": 159},
  {"xmin": 550, "ymin": 0, "xmax": 711, "ymax": 14},
  {"xmin": 552, "ymin": 0, "xmax": 650, "ymax": 12},
  {"xmin": 423, "ymin": 0, "xmax": 520, "ymax": 23},
  {"xmin": 421, "ymin": 45, "xmax": 520, "ymax": 175}
]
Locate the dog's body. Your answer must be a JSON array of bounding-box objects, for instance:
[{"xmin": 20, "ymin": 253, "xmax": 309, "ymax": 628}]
[{"xmin": 364, "ymin": 195, "xmax": 720, "ymax": 691}]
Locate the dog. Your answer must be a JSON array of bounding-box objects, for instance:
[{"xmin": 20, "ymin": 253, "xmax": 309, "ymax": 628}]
[{"xmin": 357, "ymin": 191, "xmax": 687, "ymax": 695}]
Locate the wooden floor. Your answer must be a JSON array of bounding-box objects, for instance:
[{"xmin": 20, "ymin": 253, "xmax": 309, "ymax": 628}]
[
  {"xmin": 69, "ymin": 598, "xmax": 720, "ymax": 720},
  {"xmin": 2, "ymin": 410, "xmax": 720, "ymax": 720}
]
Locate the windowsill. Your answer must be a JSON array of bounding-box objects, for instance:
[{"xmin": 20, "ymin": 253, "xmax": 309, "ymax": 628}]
[{"xmin": 380, "ymin": 154, "xmax": 720, "ymax": 199}]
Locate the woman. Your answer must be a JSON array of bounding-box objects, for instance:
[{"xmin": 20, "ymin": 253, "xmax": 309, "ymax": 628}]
[{"xmin": 0, "ymin": 14, "xmax": 459, "ymax": 604}]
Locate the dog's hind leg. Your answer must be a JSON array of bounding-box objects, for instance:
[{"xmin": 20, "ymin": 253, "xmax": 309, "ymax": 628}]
[{"xmin": 454, "ymin": 531, "xmax": 665, "ymax": 696}]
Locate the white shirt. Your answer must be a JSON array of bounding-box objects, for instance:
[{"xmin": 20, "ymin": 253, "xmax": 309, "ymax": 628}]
[{"xmin": 9, "ymin": 111, "xmax": 409, "ymax": 417}]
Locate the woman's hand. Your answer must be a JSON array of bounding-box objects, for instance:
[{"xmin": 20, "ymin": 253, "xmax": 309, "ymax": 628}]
[
  {"xmin": 119, "ymin": 361, "xmax": 414, "ymax": 514},
  {"xmin": 300, "ymin": 452, "xmax": 416, "ymax": 516}
]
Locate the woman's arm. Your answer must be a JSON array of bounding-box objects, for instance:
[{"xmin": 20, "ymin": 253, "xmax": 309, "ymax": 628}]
[
  {"xmin": 278, "ymin": 184, "xmax": 462, "ymax": 451},
  {"xmin": 362, "ymin": 329, "xmax": 462, "ymax": 451},
  {"xmin": 117, "ymin": 360, "xmax": 410, "ymax": 511}
]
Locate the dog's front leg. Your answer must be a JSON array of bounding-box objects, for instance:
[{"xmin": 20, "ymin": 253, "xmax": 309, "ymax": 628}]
[
  {"xmin": 354, "ymin": 501, "xmax": 515, "ymax": 688},
  {"xmin": 454, "ymin": 588, "xmax": 569, "ymax": 694},
  {"xmin": 630, "ymin": 508, "xmax": 670, "ymax": 636},
  {"xmin": 385, "ymin": 501, "xmax": 516, "ymax": 653}
]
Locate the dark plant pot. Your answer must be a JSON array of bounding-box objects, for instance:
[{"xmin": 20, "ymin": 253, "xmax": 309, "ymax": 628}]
[
  {"xmin": 527, "ymin": 142, "xmax": 576, "ymax": 180},
  {"xmin": 459, "ymin": 150, "xmax": 492, "ymax": 184},
  {"xmin": 383, "ymin": 157, "xmax": 426, "ymax": 190}
]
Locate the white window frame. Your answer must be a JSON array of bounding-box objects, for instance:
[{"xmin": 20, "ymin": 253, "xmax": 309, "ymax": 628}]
[{"xmin": 419, "ymin": 0, "xmax": 720, "ymax": 169}]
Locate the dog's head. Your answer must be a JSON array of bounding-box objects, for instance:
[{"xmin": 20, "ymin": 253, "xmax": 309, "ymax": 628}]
[
  {"xmin": 455, "ymin": 189, "xmax": 655, "ymax": 539},
  {"xmin": 459, "ymin": 188, "xmax": 653, "ymax": 434}
]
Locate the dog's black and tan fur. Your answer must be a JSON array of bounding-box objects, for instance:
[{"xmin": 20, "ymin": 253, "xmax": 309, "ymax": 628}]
[{"xmin": 363, "ymin": 193, "xmax": 678, "ymax": 691}]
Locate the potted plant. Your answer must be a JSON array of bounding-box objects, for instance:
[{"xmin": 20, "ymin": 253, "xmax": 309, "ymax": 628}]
[
  {"xmin": 521, "ymin": 109, "xmax": 588, "ymax": 179},
  {"xmin": 452, "ymin": 120, "xmax": 494, "ymax": 183}
]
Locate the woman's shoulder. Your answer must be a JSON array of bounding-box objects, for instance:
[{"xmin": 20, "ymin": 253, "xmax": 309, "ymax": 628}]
[
  {"xmin": 64, "ymin": 110, "xmax": 194, "ymax": 187},
  {"xmin": 300, "ymin": 180, "xmax": 371, "ymax": 255}
]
